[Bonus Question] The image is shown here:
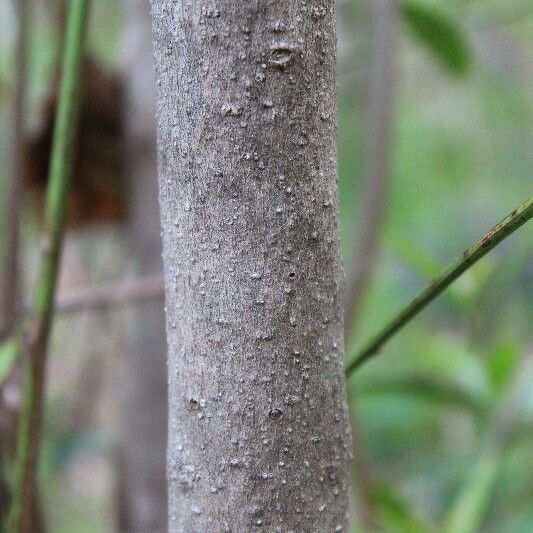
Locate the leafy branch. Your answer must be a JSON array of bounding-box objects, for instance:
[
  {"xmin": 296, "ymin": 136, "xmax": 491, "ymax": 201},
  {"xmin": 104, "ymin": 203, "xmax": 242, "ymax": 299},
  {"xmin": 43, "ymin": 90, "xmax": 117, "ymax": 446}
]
[{"xmin": 346, "ymin": 196, "xmax": 533, "ymax": 377}]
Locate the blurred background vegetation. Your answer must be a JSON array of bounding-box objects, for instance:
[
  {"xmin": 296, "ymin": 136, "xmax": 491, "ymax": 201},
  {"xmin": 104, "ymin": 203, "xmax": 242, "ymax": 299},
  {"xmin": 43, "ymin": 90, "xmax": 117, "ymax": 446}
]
[{"xmin": 0, "ymin": 0, "xmax": 532, "ymax": 531}]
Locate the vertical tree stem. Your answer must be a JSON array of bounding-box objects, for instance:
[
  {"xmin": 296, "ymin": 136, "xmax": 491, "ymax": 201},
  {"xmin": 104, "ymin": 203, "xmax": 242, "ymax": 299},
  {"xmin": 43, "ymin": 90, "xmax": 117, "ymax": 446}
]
[
  {"xmin": 152, "ymin": 2, "xmax": 352, "ymax": 530},
  {"xmin": 0, "ymin": 3, "xmax": 29, "ymax": 527},
  {"xmin": 344, "ymin": 0, "xmax": 396, "ymax": 337},
  {"xmin": 8, "ymin": 1, "xmax": 90, "ymax": 530},
  {"xmin": 345, "ymin": 0, "xmax": 397, "ymax": 528}
]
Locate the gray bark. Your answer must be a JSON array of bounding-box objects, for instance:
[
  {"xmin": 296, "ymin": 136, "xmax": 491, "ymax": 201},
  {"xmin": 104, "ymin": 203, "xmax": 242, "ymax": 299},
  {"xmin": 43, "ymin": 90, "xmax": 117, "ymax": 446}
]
[
  {"xmin": 119, "ymin": 1, "xmax": 167, "ymax": 529},
  {"xmin": 151, "ymin": 2, "xmax": 352, "ymax": 531}
]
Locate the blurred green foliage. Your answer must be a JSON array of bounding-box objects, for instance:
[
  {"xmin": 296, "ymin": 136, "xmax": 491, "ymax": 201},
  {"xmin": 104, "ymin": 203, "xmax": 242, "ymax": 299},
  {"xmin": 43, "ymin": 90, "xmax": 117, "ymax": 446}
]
[
  {"xmin": 339, "ymin": 1, "xmax": 532, "ymax": 531},
  {"xmin": 0, "ymin": 0, "xmax": 531, "ymax": 531},
  {"xmin": 0, "ymin": 337, "xmax": 20, "ymax": 384},
  {"xmin": 399, "ymin": 0, "xmax": 471, "ymax": 75}
]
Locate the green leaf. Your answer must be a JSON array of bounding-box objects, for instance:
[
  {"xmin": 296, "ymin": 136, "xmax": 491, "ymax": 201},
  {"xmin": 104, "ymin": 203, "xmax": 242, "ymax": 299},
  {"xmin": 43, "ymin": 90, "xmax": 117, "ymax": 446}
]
[
  {"xmin": 399, "ymin": 0, "xmax": 471, "ymax": 75},
  {"xmin": 374, "ymin": 484, "xmax": 434, "ymax": 533},
  {"xmin": 485, "ymin": 342, "xmax": 519, "ymax": 395},
  {"xmin": 0, "ymin": 337, "xmax": 21, "ymax": 384},
  {"xmin": 443, "ymin": 449, "xmax": 501, "ymax": 533},
  {"xmin": 357, "ymin": 374, "xmax": 489, "ymax": 414}
]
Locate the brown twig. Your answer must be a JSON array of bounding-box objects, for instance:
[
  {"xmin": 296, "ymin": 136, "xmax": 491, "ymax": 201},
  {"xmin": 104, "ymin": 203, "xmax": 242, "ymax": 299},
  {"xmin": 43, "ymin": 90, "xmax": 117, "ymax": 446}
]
[
  {"xmin": 0, "ymin": 275, "xmax": 165, "ymax": 328},
  {"xmin": 53, "ymin": 274, "xmax": 164, "ymax": 315}
]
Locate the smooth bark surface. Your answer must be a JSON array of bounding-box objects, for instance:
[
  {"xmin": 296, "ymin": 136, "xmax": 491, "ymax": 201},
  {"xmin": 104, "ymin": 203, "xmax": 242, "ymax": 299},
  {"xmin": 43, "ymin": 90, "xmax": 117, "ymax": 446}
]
[{"xmin": 151, "ymin": 1, "xmax": 352, "ymax": 531}]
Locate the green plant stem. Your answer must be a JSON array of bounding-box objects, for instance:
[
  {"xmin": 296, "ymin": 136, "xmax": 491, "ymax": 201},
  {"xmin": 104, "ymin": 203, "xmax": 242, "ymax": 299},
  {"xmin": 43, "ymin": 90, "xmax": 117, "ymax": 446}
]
[
  {"xmin": 0, "ymin": 0, "xmax": 28, "ymax": 341},
  {"xmin": 8, "ymin": 1, "xmax": 90, "ymax": 531},
  {"xmin": 346, "ymin": 196, "xmax": 533, "ymax": 377}
]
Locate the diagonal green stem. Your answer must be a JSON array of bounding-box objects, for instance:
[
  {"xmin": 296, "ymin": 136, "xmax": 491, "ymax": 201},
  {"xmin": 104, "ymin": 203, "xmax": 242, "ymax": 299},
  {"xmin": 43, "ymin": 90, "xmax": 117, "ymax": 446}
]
[
  {"xmin": 8, "ymin": 1, "xmax": 90, "ymax": 531},
  {"xmin": 346, "ymin": 196, "xmax": 533, "ymax": 377}
]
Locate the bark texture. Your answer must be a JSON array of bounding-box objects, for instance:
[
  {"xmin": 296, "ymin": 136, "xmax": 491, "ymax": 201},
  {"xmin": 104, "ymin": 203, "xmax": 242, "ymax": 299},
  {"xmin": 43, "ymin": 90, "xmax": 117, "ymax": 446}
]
[
  {"xmin": 151, "ymin": 2, "xmax": 352, "ymax": 531},
  {"xmin": 119, "ymin": 0, "xmax": 167, "ymax": 529}
]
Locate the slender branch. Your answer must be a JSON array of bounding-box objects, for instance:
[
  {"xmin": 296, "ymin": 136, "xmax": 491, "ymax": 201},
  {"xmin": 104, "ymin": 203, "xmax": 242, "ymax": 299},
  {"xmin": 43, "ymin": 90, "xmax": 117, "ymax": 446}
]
[
  {"xmin": 0, "ymin": 0, "xmax": 28, "ymax": 528},
  {"xmin": 0, "ymin": 2, "xmax": 28, "ymax": 528},
  {"xmin": 54, "ymin": 274, "xmax": 164, "ymax": 315},
  {"xmin": 0, "ymin": 0, "xmax": 28, "ymax": 341},
  {"xmin": 346, "ymin": 196, "xmax": 533, "ymax": 377},
  {"xmin": 0, "ymin": 275, "xmax": 164, "ymax": 329},
  {"xmin": 8, "ymin": 1, "xmax": 90, "ymax": 531}
]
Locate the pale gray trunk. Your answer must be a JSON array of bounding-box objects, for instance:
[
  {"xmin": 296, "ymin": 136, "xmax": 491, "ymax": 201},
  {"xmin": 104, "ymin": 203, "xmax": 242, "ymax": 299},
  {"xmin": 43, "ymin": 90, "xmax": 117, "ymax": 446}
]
[
  {"xmin": 151, "ymin": 2, "xmax": 351, "ymax": 531},
  {"xmin": 119, "ymin": 0, "xmax": 167, "ymax": 529}
]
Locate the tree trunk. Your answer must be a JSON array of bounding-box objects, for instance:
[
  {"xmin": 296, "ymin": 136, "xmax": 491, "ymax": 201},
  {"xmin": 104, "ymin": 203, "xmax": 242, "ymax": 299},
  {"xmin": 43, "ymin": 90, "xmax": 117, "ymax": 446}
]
[
  {"xmin": 118, "ymin": 0, "xmax": 167, "ymax": 529},
  {"xmin": 151, "ymin": 2, "xmax": 352, "ymax": 531}
]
